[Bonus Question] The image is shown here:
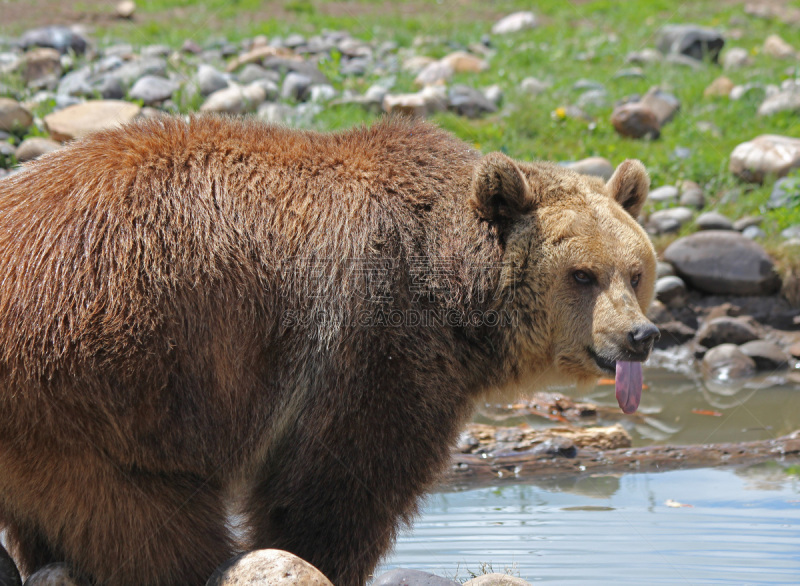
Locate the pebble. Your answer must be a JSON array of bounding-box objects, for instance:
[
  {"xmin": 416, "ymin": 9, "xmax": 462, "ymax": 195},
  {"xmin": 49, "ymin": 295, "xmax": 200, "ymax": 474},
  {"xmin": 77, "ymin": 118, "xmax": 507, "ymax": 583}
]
[
  {"xmin": 663, "ymin": 231, "xmax": 781, "ymax": 296},
  {"xmin": 678, "ymin": 181, "xmax": 705, "ymax": 209},
  {"xmin": 520, "ymin": 77, "xmax": 550, "ymax": 95},
  {"xmin": 757, "ymin": 88, "xmax": 800, "ymax": 116},
  {"xmin": 611, "ymin": 103, "xmax": 660, "ymax": 139},
  {"xmin": 729, "ymin": 135, "xmax": 800, "ymax": 183},
  {"xmin": 695, "ymin": 211, "xmax": 733, "ymax": 231},
  {"xmin": 722, "ymin": 47, "xmax": 753, "ymax": 69},
  {"xmin": 768, "ymin": 176, "xmax": 800, "ymax": 209},
  {"xmin": 201, "ymin": 84, "xmax": 266, "ymax": 114},
  {"xmin": 483, "ymin": 84, "xmax": 503, "ymax": 106},
  {"xmin": 448, "ymin": 84, "xmax": 497, "ymax": 118},
  {"xmin": 647, "ymin": 207, "xmax": 693, "ymax": 234},
  {"xmin": 414, "ymin": 61, "xmax": 454, "ymax": 86},
  {"xmin": 733, "ymin": 216, "xmax": 762, "ymax": 231},
  {"xmin": 197, "ymin": 64, "xmax": 230, "ymax": 96},
  {"xmin": 373, "ymin": 568, "xmax": 459, "ymax": 585},
  {"xmin": 702, "ymin": 344, "xmax": 757, "ymax": 382},
  {"xmin": 657, "ymin": 261, "xmax": 676, "ymax": 278},
  {"xmin": 43, "ymin": 100, "xmax": 141, "ymax": 141},
  {"xmin": 309, "ymin": 84, "xmax": 337, "ymax": 103},
  {"xmin": 281, "ymin": 71, "xmax": 313, "ymax": 101},
  {"xmin": 0, "ymin": 98, "xmax": 33, "ymax": 133},
  {"xmin": 565, "ymin": 157, "xmax": 614, "ymax": 181},
  {"xmin": 739, "ymin": 340, "xmax": 790, "ymax": 370},
  {"xmin": 742, "ymin": 225, "xmax": 766, "ymax": 240},
  {"xmin": 640, "ymin": 87, "xmax": 680, "ymax": 125},
  {"xmin": 441, "ymin": 51, "xmax": 488, "ymax": 73},
  {"xmin": 21, "ymin": 47, "xmax": 62, "ymax": 89},
  {"xmin": 782, "ymin": 225, "xmax": 800, "ymax": 240},
  {"xmin": 383, "ymin": 86, "xmax": 447, "ymax": 117},
  {"xmin": 656, "ymin": 24, "xmax": 725, "ymax": 63},
  {"xmin": 763, "ymin": 34, "xmax": 796, "ymax": 59},
  {"xmin": 696, "ymin": 316, "xmax": 760, "ymax": 348},
  {"xmin": 111, "ymin": 57, "xmax": 168, "ymax": 87},
  {"xmin": 648, "ymin": 185, "xmax": 680, "ymax": 204},
  {"xmin": 19, "ymin": 26, "xmax": 90, "ymax": 55},
  {"xmin": 613, "ymin": 67, "xmax": 645, "ymax": 79},
  {"xmin": 128, "ymin": 75, "xmax": 179, "ymax": 105},
  {"xmin": 15, "ymin": 137, "xmax": 62, "ymax": 162},
  {"xmin": 704, "ymin": 76, "xmax": 733, "ymax": 98},
  {"xmin": 656, "ymin": 275, "xmax": 689, "ymax": 308},
  {"xmin": 116, "ymin": 0, "xmax": 136, "ymax": 19},
  {"xmin": 206, "ymin": 550, "xmax": 333, "ymax": 586},
  {"xmin": 237, "ymin": 63, "xmax": 276, "ymax": 84},
  {"xmin": 491, "ymin": 11, "xmax": 537, "ymax": 35}
]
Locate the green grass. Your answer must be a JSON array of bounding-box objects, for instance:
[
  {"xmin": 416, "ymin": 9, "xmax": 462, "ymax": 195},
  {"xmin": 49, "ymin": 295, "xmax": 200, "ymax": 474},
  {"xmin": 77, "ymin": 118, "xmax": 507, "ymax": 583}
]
[{"xmin": 3, "ymin": 0, "xmax": 800, "ymax": 244}]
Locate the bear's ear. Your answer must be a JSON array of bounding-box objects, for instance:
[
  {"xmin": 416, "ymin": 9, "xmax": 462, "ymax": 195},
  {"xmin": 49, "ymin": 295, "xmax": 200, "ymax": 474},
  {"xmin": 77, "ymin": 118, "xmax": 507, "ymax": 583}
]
[
  {"xmin": 470, "ymin": 152, "xmax": 535, "ymax": 222},
  {"xmin": 606, "ymin": 159, "xmax": 650, "ymax": 218}
]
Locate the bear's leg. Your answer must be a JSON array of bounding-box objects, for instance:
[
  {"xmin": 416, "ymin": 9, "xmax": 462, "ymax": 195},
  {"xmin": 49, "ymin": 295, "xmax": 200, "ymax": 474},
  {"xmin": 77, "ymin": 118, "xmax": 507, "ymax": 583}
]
[
  {"xmin": 2, "ymin": 450, "xmax": 234, "ymax": 586},
  {"xmin": 244, "ymin": 372, "xmax": 468, "ymax": 586}
]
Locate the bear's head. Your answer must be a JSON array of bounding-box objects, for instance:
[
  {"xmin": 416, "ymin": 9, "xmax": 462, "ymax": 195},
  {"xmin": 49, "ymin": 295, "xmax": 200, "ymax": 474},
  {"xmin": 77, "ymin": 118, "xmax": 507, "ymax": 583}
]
[{"xmin": 471, "ymin": 153, "xmax": 658, "ymax": 413}]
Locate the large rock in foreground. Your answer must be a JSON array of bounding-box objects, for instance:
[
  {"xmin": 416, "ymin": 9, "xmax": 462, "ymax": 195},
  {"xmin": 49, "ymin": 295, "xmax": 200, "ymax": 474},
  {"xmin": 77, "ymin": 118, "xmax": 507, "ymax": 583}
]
[
  {"xmin": 44, "ymin": 100, "xmax": 141, "ymax": 141},
  {"xmin": 729, "ymin": 134, "xmax": 800, "ymax": 183},
  {"xmin": 206, "ymin": 549, "xmax": 333, "ymax": 586},
  {"xmin": 663, "ymin": 231, "xmax": 780, "ymax": 295}
]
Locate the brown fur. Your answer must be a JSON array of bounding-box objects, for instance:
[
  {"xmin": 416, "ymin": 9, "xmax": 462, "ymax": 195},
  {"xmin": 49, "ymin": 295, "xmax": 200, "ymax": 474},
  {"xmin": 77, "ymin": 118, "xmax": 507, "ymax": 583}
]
[{"xmin": 0, "ymin": 116, "xmax": 656, "ymax": 585}]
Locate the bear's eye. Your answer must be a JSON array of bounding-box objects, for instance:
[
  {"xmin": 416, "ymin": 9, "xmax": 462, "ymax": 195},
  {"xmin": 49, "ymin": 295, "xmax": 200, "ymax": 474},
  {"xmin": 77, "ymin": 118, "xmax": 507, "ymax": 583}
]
[
  {"xmin": 631, "ymin": 273, "xmax": 641, "ymax": 288},
  {"xmin": 572, "ymin": 270, "xmax": 594, "ymax": 285}
]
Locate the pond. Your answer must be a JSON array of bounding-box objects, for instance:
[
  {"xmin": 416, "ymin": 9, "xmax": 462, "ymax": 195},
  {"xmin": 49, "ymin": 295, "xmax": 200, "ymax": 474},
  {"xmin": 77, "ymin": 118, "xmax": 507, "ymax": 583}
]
[{"xmin": 380, "ymin": 354, "xmax": 800, "ymax": 583}]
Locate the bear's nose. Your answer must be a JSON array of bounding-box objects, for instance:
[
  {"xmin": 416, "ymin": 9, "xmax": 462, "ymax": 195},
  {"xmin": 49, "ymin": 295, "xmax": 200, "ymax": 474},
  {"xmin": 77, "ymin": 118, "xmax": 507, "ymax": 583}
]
[{"xmin": 627, "ymin": 323, "xmax": 661, "ymax": 354}]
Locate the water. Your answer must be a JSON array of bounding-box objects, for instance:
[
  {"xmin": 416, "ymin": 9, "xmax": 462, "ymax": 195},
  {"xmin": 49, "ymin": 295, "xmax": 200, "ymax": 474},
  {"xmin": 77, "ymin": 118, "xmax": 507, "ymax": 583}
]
[{"xmin": 381, "ymin": 361, "xmax": 800, "ymax": 583}]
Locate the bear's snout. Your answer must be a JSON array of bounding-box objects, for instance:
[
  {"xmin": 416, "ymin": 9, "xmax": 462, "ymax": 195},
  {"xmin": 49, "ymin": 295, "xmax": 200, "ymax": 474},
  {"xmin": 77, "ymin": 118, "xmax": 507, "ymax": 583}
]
[{"xmin": 626, "ymin": 322, "xmax": 660, "ymax": 357}]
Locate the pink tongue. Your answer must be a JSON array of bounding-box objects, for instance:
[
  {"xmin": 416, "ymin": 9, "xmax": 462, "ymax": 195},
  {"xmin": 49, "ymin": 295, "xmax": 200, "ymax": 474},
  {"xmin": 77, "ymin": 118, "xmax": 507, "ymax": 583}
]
[{"xmin": 615, "ymin": 361, "xmax": 642, "ymax": 414}]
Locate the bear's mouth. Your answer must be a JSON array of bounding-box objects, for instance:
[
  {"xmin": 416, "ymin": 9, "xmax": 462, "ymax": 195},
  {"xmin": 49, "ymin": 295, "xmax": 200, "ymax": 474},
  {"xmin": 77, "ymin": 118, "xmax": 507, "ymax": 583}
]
[{"xmin": 587, "ymin": 347, "xmax": 616, "ymax": 374}]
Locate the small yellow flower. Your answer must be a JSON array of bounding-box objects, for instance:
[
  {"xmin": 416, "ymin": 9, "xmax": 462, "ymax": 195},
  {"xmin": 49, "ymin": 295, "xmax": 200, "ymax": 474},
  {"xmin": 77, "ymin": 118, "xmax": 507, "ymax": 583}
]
[
  {"xmin": 553, "ymin": 107, "xmax": 567, "ymax": 120},
  {"xmin": 751, "ymin": 46, "xmax": 759, "ymax": 55},
  {"xmin": 474, "ymin": 142, "xmax": 481, "ymax": 150}
]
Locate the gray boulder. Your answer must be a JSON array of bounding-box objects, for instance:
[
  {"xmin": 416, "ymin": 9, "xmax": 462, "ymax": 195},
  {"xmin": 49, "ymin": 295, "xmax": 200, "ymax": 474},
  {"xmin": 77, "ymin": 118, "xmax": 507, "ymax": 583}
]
[
  {"xmin": 657, "ymin": 25, "xmax": 724, "ymax": 63},
  {"xmin": 663, "ymin": 231, "xmax": 781, "ymax": 295},
  {"xmin": 19, "ymin": 26, "xmax": 89, "ymax": 55},
  {"xmin": 739, "ymin": 340, "xmax": 790, "ymax": 370},
  {"xmin": 696, "ymin": 316, "xmax": 759, "ymax": 348},
  {"xmin": 702, "ymin": 344, "xmax": 756, "ymax": 382}
]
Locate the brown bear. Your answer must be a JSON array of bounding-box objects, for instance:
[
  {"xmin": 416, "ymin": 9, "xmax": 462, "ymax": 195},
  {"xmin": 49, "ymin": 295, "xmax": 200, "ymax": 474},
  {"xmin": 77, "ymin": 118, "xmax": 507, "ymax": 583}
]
[{"xmin": 0, "ymin": 116, "xmax": 658, "ymax": 586}]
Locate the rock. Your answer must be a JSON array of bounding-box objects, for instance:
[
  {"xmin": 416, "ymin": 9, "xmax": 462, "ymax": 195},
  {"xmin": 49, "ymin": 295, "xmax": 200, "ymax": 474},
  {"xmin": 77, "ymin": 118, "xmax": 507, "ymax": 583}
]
[
  {"xmin": 572, "ymin": 79, "xmax": 605, "ymax": 92},
  {"xmin": 447, "ymin": 85, "xmax": 497, "ymax": 118},
  {"xmin": 763, "ymin": 34, "xmax": 796, "ymax": 59},
  {"xmin": 655, "ymin": 320, "xmax": 696, "ymax": 349},
  {"xmin": 483, "ymin": 84, "xmax": 503, "ymax": 106},
  {"xmin": 15, "ymin": 137, "xmax": 62, "ymax": 162},
  {"xmin": 789, "ymin": 342, "xmax": 800, "ymax": 359},
  {"xmin": 739, "ymin": 340, "xmax": 790, "ymax": 370},
  {"xmin": 116, "ymin": 0, "xmax": 136, "ymax": 19},
  {"xmin": 640, "ymin": 87, "xmax": 680, "ymax": 125},
  {"xmin": 565, "ymin": 157, "xmax": 614, "ymax": 181},
  {"xmin": 611, "ymin": 103, "xmax": 660, "ymax": 139},
  {"xmin": 463, "ymin": 575, "xmax": 532, "ymax": 586},
  {"xmin": 729, "ymin": 135, "xmax": 800, "ymax": 183},
  {"xmin": 309, "ymin": 84, "xmax": 336, "ymax": 103},
  {"xmin": 678, "ymin": 181, "xmax": 705, "ymax": 209},
  {"xmin": 0, "ymin": 98, "xmax": 33, "ymax": 133},
  {"xmin": 742, "ymin": 225, "xmax": 766, "ymax": 240},
  {"xmin": 491, "ymin": 12, "xmax": 537, "ymax": 35},
  {"xmin": 695, "ymin": 211, "xmax": 733, "ymax": 231},
  {"xmin": 197, "ymin": 64, "xmax": 230, "ymax": 96},
  {"xmin": 520, "ymin": 77, "xmax": 550, "ymax": 95},
  {"xmin": 24, "ymin": 563, "xmax": 85, "ymax": 585},
  {"xmin": 757, "ymin": 88, "xmax": 800, "ymax": 116},
  {"xmin": 648, "ymin": 185, "xmax": 679, "ymax": 204},
  {"xmin": 257, "ymin": 103, "xmax": 297, "ymax": 124},
  {"xmin": 414, "ymin": 61, "xmax": 454, "ymax": 86},
  {"xmin": 0, "ymin": 543, "xmax": 21, "ymax": 586},
  {"xmin": 225, "ymin": 46, "xmax": 294, "ymax": 73},
  {"xmin": 44, "ymin": 100, "xmax": 141, "ymax": 141},
  {"xmin": 441, "ymin": 51, "xmax": 488, "ymax": 73},
  {"xmin": 769, "ymin": 176, "xmax": 800, "ymax": 209},
  {"xmin": 655, "ymin": 275, "xmax": 688, "ymax": 308},
  {"xmin": 383, "ymin": 86, "xmax": 447, "ymax": 117},
  {"xmin": 200, "ymin": 84, "xmax": 266, "ymax": 114},
  {"xmin": 95, "ymin": 75, "xmax": 126, "ymax": 100},
  {"xmin": 665, "ymin": 231, "xmax": 780, "ymax": 296},
  {"xmin": 237, "ymin": 63, "xmax": 276, "ymax": 84},
  {"xmin": 782, "ymin": 226, "xmax": 800, "ymax": 240},
  {"xmin": 626, "ymin": 48, "xmax": 663, "ymax": 64},
  {"xmin": 128, "ymin": 75, "xmax": 179, "ymax": 105},
  {"xmin": 704, "ymin": 76, "xmax": 733, "ymax": 98},
  {"xmin": 281, "ymin": 72, "xmax": 313, "ymax": 101},
  {"xmin": 372, "ymin": 569, "xmax": 459, "ymax": 586},
  {"xmin": 696, "ymin": 317, "xmax": 759, "ymax": 348},
  {"xmin": 733, "ymin": 216, "xmax": 762, "ymax": 231},
  {"xmin": 730, "ymin": 82, "xmax": 769, "ymax": 101},
  {"xmin": 403, "ymin": 55, "xmax": 436, "ymax": 74},
  {"xmin": 657, "ymin": 261, "xmax": 676, "ymax": 278},
  {"xmin": 702, "ymin": 344, "xmax": 757, "ymax": 382},
  {"xmin": 21, "ymin": 47, "xmax": 62, "ymax": 88},
  {"xmin": 19, "ymin": 26, "xmax": 89, "ymax": 55},
  {"xmin": 648, "ymin": 299, "xmax": 673, "ymax": 324},
  {"xmin": 111, "ymin": 57, "xmax": 168, "ymax": 87},
  {"xmin": 722, "ymin": 47, "xmax": 753, "ymax": 69},
  {"xmin": 647, "ymin": 207, "xmax": 694, "ymax": 234},
  {"xmin": 656, "ymin": 24, "xmax": 724, "ymax": 63},
  {"xmin": 613, "ymin": 67, "xmax": 645, "ymax": 80},
  {"xmin": 206, "ymin": 549, "xmax": 333, "ymax": 586}
]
